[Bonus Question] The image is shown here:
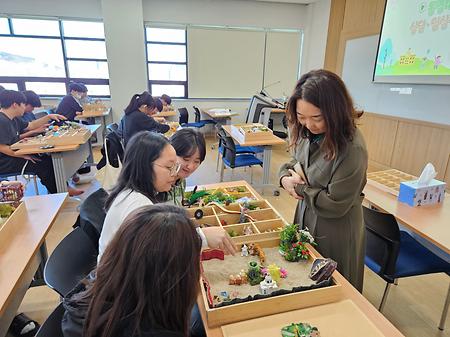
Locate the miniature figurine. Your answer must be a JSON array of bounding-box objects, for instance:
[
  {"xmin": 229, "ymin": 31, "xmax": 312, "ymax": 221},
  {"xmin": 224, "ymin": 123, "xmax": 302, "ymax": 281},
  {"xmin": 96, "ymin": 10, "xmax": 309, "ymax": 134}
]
[
  {"xmin": 259, "ymin": 274, "xmax": 278, "ymax": 295},
  {"xmin": 198, "ymin": 198, "xmax": 205, "ymax": 207},
  {"xmin": 201, "ymin": 249, "xmax": 225, "ymax": 261},
  {"xmin": 220, "ymin": 219, "xmax": 228, "ymax": 226},
  {"xmin": 243, "ymin": 224, "xmax": 253, "ymax": 235},
  {"xmin": 239, "ymin": 204, "xmax": 249, "ymax": 224},
  {"xmin": 267, "ymin": 263, "xmax": 281, "ymax": 282},
  {"xmin": 247, "ymin": 261, "xmax": 264, "ymax": 286},
  {"xmin": 241, "ymin": 244, "xmax": 249, "ymax": 256},
  {"xmin": 280, "ymin": 267, "xmax": 288, "ymax": 278}
]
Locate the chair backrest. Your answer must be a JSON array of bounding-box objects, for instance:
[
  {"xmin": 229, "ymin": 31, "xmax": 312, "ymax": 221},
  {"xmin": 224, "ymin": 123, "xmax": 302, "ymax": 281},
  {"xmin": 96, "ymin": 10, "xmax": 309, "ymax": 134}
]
[
  {"xmin": 193, "ymin": 106, "xmax": 201, "ymax": 122},
  {"xmin": 178, "ymin": 107, "xmax": 189, "ymax": 124},
  {"xmin": 34, "ymin": 110, "xmax": 49, "ymax": 119},
  {"xmin": 106, "ymin": 122, "xmax": 118, "ymax": 134},
  {"xmin": 363, "ymin": 206, "xmax": 401, "ymax": 277},
  {"xmin": 35, "ymin": 303, "xmax": 65, "ymax": 337},
  {"xmin": 222, "ymin": 136, "xmax": 237, "ymax": 167},
  {"xmin": 44, "ymin": 227, "xmax": 98, "ymax": 297},
  {"xmin": 78, "ymin": 188, "xmax": 108, "ymax": 248}
]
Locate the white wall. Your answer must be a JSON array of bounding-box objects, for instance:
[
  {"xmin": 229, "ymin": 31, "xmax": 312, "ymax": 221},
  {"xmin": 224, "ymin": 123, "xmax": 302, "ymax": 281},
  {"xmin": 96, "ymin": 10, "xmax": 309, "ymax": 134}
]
[
  {"xmin": 0, "ymin": 0, "xmax": 102, "ymax": 19},
  {"xmin": 301, "ymin": 0, "xmax": 331, "ymax": 74},
  {"xmin": 1, "ymin": 0, "xmax": 331, "ymax": 122},
  {"xmin": 142, "ymin": 0, "xmax": 308, "ymax": 29},
  {"xmin": 101, "ymin": 0, "xmax": 148, "ymax": 120}
]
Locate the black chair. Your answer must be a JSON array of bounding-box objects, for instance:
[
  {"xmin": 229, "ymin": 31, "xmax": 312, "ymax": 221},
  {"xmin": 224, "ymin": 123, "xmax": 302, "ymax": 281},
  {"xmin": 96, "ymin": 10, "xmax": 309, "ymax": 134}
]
[
  {"xmin": 44, "ymin": 227, "xmax": 98, "ymax": 297},
  {"xmin": 106, "ymin": 122, "xmax": 118, "ymax": 134},
  {"xmin": 220, "ymin": 135, "xmax": 262, "ymax": 184},
  {"xmin": 76, "ymin": 188, "xmax": 108, "ymax": 249},
  {"xmin": 178, "ymin": 108, "xmax": 206, "ymax": 128},
  {"xmin": 35, "ymin": 303, "xmax": 64, "ymax": 337},
  {"xmin": 363, "ymin": 206, "xmax": 450, "ymax": 329},
  {"xmin": 193, "ymin": 106, "xmax": 216, "ymax": 125}
]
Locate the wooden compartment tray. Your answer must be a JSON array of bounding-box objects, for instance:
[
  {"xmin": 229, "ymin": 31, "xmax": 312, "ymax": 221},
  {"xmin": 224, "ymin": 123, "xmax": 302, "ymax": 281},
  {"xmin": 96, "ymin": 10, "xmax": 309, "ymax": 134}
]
[
  {"xmin": 367, "ymin": 169, "xmax": 417, "ymax": 196},
  {"xmin": 186, "ymin": 199, "xmax": 287, "ymax": 243},
  {"xmin": 184, "ymin": 185, "xmax": 258, "ymax": 206},
  {"xmin": 221, "ymin": 299, "xmax": 383, "ymax": 337},
  {"xmin": 230, "ymin": 123, "xmax": 273, "ymax": 143},
  {"xmin": 0, "ymin": 202, "xmax": 26, "ymax": 237},
  {"xmin": 11, "ymin": 127, "xmax": 92, "ymax": 150},
  {"xmin": 199, "ymin": 237, "xmax": 343, "ymax": 327}
]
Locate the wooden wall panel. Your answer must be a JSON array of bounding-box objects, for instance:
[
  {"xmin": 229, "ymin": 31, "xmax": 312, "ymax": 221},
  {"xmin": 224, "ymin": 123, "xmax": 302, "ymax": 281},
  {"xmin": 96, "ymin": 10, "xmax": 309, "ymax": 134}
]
[
  {"xmin": 359, "ymin": 113, "xmax": 398, "ymax": 167},
  {"xmin": 324, "ymin": 0, "xmax": 346, "ymax": 72},
  {"xmin": 444, "ymin": 155, "xmax": 450, "ymax": 187},
  {"xmin": 342, "ymin": 0, "xmax": 386, "ymax": 35}
]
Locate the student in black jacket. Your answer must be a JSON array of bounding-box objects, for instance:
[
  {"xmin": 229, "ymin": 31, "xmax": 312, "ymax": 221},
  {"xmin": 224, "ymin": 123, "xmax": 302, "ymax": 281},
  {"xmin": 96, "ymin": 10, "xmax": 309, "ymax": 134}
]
[
  {"xmin": 62, "ymin": 204, "xmax": 204, "ymax": 337},
  {"xmin": 118, "ymin": 91, "xmax": 170, "ymax": 147},
  {"xmin": 55, "ymin": 83, "xmax": 84, "ymax": 121},
  {"xmin": 0, "ymin": 90, "xmax": 66, "ymax": 194},
  {"xmin": 21, "ymin": 90, "xmax": 41, "ymax": 123}
]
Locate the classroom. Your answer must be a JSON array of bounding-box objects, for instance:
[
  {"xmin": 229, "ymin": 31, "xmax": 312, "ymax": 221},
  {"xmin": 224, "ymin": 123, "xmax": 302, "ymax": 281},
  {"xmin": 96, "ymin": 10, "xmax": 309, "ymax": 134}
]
[{"xmin": 0, "ymin": 0, "xmax": 449, "ymax": 336}]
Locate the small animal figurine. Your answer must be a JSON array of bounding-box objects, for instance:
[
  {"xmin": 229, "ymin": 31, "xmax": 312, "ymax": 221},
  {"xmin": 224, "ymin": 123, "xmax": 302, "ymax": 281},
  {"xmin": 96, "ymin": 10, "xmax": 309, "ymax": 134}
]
[{"xmin": 241, "ymin": 244, "xmax": 249, "ymax": 256}]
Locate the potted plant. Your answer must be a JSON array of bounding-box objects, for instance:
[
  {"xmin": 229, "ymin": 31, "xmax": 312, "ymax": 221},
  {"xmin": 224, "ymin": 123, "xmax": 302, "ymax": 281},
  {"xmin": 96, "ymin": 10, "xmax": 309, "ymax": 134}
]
[{"xmin": 279, "ymin": 223, "xmax": 316, "ymax": 262}]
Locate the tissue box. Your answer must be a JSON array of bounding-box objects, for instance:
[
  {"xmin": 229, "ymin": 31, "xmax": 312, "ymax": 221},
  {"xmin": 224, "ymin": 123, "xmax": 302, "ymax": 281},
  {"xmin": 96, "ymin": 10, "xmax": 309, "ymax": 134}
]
[{"xmin": 398, "ymin": 179, "xmax": 446, "ymax": 207}]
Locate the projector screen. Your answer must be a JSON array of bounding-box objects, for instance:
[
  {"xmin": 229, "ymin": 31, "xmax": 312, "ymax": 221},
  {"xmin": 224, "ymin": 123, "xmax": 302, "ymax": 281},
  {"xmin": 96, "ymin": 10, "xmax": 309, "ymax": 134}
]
[{"xmin": 373, "ymin": 0, "xmax": 450, "ymax": 85}]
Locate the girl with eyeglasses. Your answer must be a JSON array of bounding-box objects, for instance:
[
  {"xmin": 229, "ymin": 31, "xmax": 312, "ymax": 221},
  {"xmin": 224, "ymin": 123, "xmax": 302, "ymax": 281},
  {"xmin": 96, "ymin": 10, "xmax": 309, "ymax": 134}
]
[{"xmin": 98, "ymin": 131, "xmax": 236, "ymax": 261}]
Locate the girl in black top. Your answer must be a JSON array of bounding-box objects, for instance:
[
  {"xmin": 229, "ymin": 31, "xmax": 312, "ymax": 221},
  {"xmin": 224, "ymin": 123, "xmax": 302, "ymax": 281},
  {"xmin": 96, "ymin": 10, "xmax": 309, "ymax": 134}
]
[
  {"xmin": 62, "ymin": 204, "xmax": 202, "ymax": 337},
  {"xmin": 118, "ymin": 91, "xmax": 170, "ymax": 147}
]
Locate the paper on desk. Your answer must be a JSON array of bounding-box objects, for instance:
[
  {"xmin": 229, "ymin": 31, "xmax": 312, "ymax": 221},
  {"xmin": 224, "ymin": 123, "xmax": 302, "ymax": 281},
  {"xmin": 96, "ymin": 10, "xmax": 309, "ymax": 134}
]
[
  {"xmin": 417, "ymin": 163, "xmax": 437, "ymax": 187},
  {"xmin": 210, "ymin": 108, "xmax": 231, "ymax": 114}
]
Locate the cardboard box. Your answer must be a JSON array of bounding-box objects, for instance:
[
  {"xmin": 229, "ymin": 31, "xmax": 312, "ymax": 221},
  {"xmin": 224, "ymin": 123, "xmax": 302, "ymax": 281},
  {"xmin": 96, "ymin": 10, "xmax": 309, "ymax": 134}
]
[{"xmin": 398, "ymin": 179, "xmax": 446, "ymax": 207}]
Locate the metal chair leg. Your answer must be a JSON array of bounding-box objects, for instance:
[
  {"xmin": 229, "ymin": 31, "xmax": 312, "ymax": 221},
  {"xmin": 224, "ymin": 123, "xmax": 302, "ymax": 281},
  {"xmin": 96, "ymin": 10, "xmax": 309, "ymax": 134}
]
[
  {"xmin": 250, "ymin": 166, "xmax": 253, "ymax": 184},
  {"xmin": 379, "ymin": 282, "xmax": 392, "ymax": 312},
  {"xmin": 439, "ymin": 283, "xmax": 450, "ymax": 330},
  {"xmin": 216, "ymin": 150, "xmax": 220, "ymax": 172},
  {"xmin": 220, "ymin": 162, "xmax": 225, "ymax": 182},
  {"xmin": 394, "ymin": 278, "xmax": 398, "ymax": 285},
  {"xmin": 33, "ymin": 175, "xmax": 39, "ymax": 195}
]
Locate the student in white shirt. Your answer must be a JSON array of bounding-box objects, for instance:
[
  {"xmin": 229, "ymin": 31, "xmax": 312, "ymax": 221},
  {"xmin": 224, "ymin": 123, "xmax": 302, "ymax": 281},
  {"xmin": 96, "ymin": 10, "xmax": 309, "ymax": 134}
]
[{"xmin": 98, "ymin": 131, "xmax": 236, "ymax": 260}]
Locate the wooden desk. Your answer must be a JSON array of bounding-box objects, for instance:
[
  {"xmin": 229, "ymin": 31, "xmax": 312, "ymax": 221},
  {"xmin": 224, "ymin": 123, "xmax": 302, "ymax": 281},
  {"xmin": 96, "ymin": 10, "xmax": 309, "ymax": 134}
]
[
  {"xmin": 222, "ymin": 125, "xmax": 285, "ymax": 189},
  {"xmin": 364, "ymin": 183, "xmax": 450, "ymax": 254},
  {"xmin": 194, "ymin": 181, "xmax": 403, "ymax": 337},
  {"xmin": 14, "ymin": 125, "xmax": 100, "ymax": 193},
  {"xmin": 203, "ymin": 109, "xmax": 239, "ymax": 120},
  {"xmin": 0, "ymin": 193, "xmax": 67, "ymax": 337},
  {"xmin": 76, "ymin": 109, "xmax": 111, "ymax": 146},
  {"xmin": 156, "ymin": 110, "xmax": 177, "ymax": 118},
  {"xmin": 271, "ymin": 108, "xmax": 286, "ymax": 114}
]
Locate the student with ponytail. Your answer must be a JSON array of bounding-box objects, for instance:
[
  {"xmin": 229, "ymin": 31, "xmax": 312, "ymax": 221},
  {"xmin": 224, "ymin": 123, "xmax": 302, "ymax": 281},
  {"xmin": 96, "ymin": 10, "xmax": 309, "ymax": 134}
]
[{"xmin": 118, "ymin": 91, "xmax": 170, "ymax": 146}]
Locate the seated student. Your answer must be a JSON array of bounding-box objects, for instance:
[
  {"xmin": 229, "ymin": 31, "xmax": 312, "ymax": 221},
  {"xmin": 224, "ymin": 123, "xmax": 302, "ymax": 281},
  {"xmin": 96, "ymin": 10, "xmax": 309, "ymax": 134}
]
[
  {"xmin": 0, "ymin": 90, "xmax": 66, "ymax": 194},
  {"xmin": 78, "ymin": 83, "xmax": 90, "ymax": 105},
  {"xmin": 55, "ymin": 82, "xmax": 84, "ymax": 121},
  {"xmin": 160, "ymin": 94, "xmax": 174, "ymax": 111},
  {"xmin": 167, "ymin": 128, "xmax": 206, "ymax": 206},
  {"xmin": 21, "ymin": 90, "xmax": 41, "ymax": 123},
  {"xmin": 62, "ymin": 204, "xmax": 203, "ymax": 337},
  {"xmin": 98, "ymin": 131, "xmax": 235, "ymax": 261},
  {"xmin": 117, "ymin": 91, "xmax": 170, "ymax": 147}
]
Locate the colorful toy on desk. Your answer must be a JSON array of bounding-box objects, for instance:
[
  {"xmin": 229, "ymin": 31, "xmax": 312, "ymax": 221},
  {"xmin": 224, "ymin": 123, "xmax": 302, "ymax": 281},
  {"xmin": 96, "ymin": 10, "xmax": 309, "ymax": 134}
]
[
  {"xmin": 228, "ymin": 270, "xmax": 248, "ymax": 286},
  {"xmin": 247, "ymin": 261, "xmax": 264, "ymax": 286},
  {"xmin": 241, "ymin": 244, "xmax": 249, "ymax": 257},
  {"xmin": 248, "ymin": 243, "xmax": 265, "ymax": 264},
  {"xmin": 281, "ymin": 322, "xmax": 320, "ymax": 337}
]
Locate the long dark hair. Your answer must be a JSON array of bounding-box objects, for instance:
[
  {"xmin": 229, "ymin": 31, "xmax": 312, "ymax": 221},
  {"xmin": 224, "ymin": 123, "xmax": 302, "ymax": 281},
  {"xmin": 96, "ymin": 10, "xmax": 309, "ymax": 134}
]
[
  {"xmin": 124, "ymin": 91, "xmax": 156, "ymax": 115},
  {"xmin": 170, "ymin": 128, "xmax": 206, "ymax": 162},
  {"xmin": 287, "ymin": 69, "xmax": 362, "ymax": 160},
  {"xmin": 105, "ymin": 131, "xmax": 170, "ymax": 209},
  {"xmin": 83, "ymin": 204, "xmax": 202, "ymax": 337}
]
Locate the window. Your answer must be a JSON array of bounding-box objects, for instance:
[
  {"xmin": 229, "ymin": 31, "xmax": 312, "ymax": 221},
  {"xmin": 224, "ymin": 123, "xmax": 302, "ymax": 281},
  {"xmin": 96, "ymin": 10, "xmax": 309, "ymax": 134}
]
[
  {"xmin": 145, "ymin": 27, "xmax": 187, "ymax": 98},
  {"xmin": 0, "ymin": 17, "xmax": 109, "ymax": 97},
  {"xmin": 0, "ymin": 83, "xmax": 18, "ymax": 90}
]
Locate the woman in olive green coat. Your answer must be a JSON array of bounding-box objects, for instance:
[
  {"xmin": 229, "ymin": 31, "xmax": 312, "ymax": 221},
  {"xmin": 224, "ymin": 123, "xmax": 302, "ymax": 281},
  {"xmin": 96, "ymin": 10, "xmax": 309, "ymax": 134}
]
[{"xmin": 279, "ymin": 69, "xmax": 368, "ymax": 291}]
